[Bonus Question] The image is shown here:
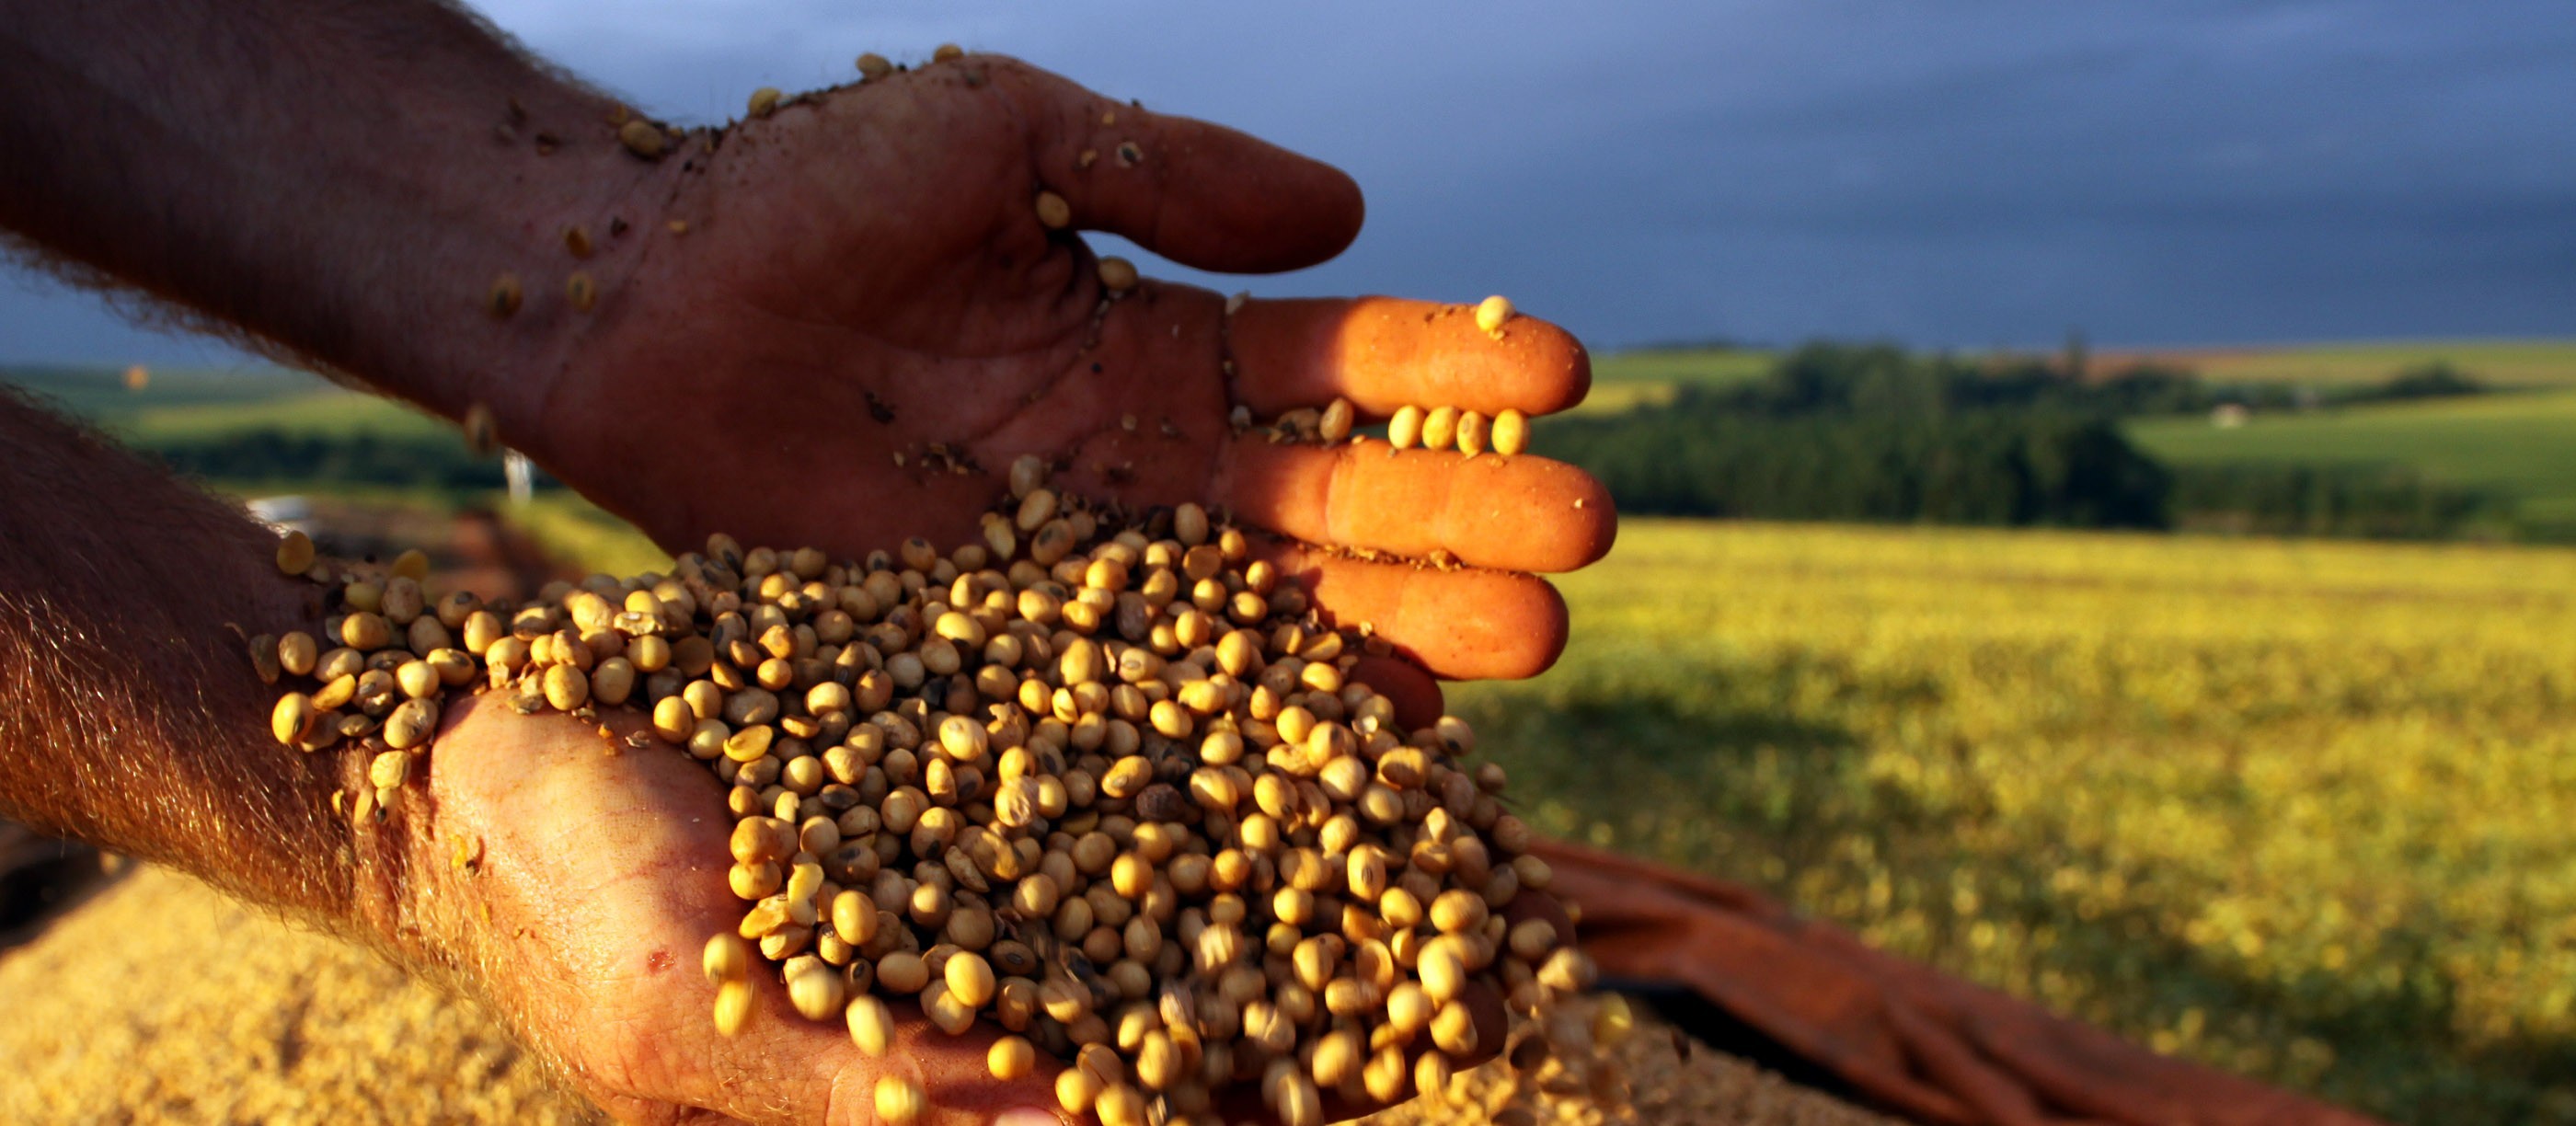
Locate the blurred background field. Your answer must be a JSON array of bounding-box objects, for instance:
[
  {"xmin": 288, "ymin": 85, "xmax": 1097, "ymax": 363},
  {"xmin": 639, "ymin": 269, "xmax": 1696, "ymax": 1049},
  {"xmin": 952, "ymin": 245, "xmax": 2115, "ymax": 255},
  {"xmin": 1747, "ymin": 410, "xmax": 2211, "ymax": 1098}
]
[{"xmin": 11, "ymin": 338, "xmax": 2576, "ymax": 1124}]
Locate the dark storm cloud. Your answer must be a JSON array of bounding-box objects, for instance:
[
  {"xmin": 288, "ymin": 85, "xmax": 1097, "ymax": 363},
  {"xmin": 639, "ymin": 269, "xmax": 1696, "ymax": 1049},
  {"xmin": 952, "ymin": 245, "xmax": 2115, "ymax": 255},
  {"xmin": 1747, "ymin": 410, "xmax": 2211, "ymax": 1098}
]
[{"xmin": 4, "ymin": 0, "xmax": 2570, "ymax": 363}]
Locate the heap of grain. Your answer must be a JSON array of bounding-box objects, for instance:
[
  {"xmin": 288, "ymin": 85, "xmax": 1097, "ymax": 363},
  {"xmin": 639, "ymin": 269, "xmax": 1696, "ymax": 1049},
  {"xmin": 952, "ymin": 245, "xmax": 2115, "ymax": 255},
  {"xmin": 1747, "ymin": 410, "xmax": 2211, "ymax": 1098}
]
[{"xmin": 252, "ymin": 451, "xmax": 1593, "ymax": 1126}]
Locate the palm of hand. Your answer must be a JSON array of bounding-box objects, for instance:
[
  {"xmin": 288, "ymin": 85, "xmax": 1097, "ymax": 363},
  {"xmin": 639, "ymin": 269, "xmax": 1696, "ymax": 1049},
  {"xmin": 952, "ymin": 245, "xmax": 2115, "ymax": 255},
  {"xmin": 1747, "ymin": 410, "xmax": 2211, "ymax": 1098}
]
[
  {"xmin": 420, "ymin": 695, "xmax": 1053, "ymax": 1124},
  {"xmin": 528, "ymin": 56, "xmax": 1613, "ymax": 688}
]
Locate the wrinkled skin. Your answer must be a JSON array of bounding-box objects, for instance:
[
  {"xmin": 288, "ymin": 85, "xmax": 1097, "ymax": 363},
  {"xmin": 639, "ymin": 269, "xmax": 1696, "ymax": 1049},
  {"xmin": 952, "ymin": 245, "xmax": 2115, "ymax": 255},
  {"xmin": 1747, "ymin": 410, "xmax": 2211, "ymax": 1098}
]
[
  {"xmin": 515, "ymin": 55, "xmax": 1615, "ymax": 707},
  {"xmin": 430, "ymin": 52, "xmax": 1598, "ymax": 1124}
]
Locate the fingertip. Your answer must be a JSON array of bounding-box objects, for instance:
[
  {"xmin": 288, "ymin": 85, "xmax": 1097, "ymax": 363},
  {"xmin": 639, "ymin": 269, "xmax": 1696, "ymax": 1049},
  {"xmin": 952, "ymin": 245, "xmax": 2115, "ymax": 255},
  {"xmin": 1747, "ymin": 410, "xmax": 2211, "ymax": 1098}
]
[
  {"xmin": 1350, "ymin": 654, "xmax": 1444, "ymax": 726},
  {"xmin": 1511, "ymin": 315, "xmax": 1593, "ymax": 416}
]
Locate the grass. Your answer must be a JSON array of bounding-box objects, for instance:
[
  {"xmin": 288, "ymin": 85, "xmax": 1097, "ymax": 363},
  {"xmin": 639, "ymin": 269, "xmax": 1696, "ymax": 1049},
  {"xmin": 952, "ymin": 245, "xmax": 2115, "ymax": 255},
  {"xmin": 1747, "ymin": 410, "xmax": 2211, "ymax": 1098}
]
[
  {"xmin": 2128, "ymin": 389, "xmax": 2576, "ymax": 534},
  {"xmin": 1456, "ymin": 520, "xmax": 2576, "ymax": 1125}
]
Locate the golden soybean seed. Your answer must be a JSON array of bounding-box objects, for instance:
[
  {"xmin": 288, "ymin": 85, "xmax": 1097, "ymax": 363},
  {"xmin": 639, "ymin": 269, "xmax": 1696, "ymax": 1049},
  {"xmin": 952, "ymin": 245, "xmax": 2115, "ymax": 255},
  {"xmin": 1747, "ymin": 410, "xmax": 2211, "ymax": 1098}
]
[
  {"xmin": 1056, "ymin": 1067, "xmax": 1103, "ymax": 1115},
  {"xmin": 987, "ymin": 1034, "xmax": 1036, "ymax": 1079},
  {"xmin": 617, "ymin": 118, "xmax": 667, "ymax": 159},
  {"xmin": 1098, "ymin": 256, "xmax": 1138, "ymax": 292},
  {"xmin": 543, "ymin": 663, "xmax": 590, "ymax": 711},
  {"xmin": 563, "ymin": 224, "xmax": 593, "ymax": 258},
  {"xmin": 704, "ymin": 933, "xmax": 751, "ymax": 984},
  {"xmin": 1094, "ymin": 1083, "xmax": 1146, "ymax": 1126},
  {"xmin": 747, "ymin": 86, "xmax": 781, "ymax": 117},
  {"xmin": 567, "ymin": 271, "xmax": 597, "ymax": 311},
  {"xmin": 391, "ymin": 548, "xmax": 430, "ymax": 581},
  {"xmin": 712, "ymin": 978, "xmax": 754, "ymax": 1036},
  {"xmin": 932, "ymin": 42, "xmax": 964, "ymax": 63},
  {"xmin": 278, "ymin": 631, "xmax": 319, "ymax": 676},
  {"xmin": 1422, "ymin": 406, "xmax": 1459, "ymax": 451},
  {"xmin": 787, "ymin": 957, "xmax": 846, "ymax": 1020},
  {"xmin": 1492, "ymin": 408, "xmax": 1530, "ymax": 455},
  {"xmin": 1035, "ymin": 190, "xmax": 1073, "ymax": 229},
  {"xmin": 874, "ymin": 1075, "xmax": 927, "ymax": 1125},
  {"xmin": 857, "ymin": 52, "xmax": 892, "ymax": 80},
  {"xmin": 1475, "ymin": 294, "xmax": 1514, "ymax": 335},
  {"xmin": 270, "ymin": 694, "xmax": 316, "ymax": 746},
  {"xmin": 275, "ymin": 531, "xmax": 316, "ymax": 576},
  {"xmin": 1318, "ymin": 397, "xmax": 1355, "ymax": 442},
  {"xmin": 385, "ymin": 697, "xmax": 438, "ymax": 750},
  {"xmin": 945, "ymin": 949, "xmax": 996, "ymax": 1006},
  {"xmin": 845, "ymin": 994, "xmax": 897, "ymax": 1055},
  {"xmin": 1456, "ymin": 410, "xmax": 1489, "ymax": 455},
  {"xmin": 1388, "ymin": 404, "xmax": 1425, "ymax": 450}
]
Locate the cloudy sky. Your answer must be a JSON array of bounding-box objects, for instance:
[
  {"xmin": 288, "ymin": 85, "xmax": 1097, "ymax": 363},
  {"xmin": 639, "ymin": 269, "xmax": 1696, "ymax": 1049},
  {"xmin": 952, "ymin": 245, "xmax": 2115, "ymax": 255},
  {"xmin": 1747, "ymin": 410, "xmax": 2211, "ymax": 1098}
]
[{"xmin": 6, "ymin": 0, "xmax": 2570, "ymax": 365}]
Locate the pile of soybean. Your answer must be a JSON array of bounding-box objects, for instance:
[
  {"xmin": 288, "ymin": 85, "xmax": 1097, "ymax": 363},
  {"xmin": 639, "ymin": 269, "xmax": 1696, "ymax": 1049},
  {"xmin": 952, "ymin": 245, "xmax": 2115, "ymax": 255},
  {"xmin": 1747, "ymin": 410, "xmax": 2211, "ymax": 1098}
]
[{"xmin": 253, "ymin": 456, "xmax": 1601, "ymax": 1126}]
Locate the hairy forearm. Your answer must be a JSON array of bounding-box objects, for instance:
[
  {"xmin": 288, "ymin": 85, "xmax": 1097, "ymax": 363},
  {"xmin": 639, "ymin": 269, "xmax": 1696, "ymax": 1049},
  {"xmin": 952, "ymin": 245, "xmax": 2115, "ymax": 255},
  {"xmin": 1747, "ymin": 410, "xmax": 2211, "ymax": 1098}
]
[
  {"xmin": 0, "ymin": 0, "xmax": 675, "ymax": 425},
  {"xmin": 0, "ymin": 389, "xmax": 408, "ymax": 940}
]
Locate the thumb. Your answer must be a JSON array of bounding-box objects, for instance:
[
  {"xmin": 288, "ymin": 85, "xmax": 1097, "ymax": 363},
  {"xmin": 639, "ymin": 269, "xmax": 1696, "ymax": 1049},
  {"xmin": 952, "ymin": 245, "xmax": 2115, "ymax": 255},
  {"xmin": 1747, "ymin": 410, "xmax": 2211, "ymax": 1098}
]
[{"xmin": 994, "ymin": 57, "xmax": 1365, "ymax": 273}]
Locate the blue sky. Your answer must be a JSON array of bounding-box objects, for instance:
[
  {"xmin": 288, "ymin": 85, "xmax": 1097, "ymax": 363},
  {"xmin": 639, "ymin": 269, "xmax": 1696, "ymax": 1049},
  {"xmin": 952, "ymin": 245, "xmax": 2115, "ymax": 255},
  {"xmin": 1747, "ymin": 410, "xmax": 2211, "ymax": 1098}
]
[{"xmin": 5, "ymin": 0, "xmax": 2570, "ymax": 365}]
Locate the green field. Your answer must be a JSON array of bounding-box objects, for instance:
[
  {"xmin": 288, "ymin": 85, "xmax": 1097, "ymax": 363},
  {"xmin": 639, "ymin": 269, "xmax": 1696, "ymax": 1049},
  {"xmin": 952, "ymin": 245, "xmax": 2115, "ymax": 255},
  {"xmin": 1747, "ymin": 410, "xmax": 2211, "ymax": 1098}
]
[
  {"xmin": 2112, "ymin": 339, "xmax": 2576, "ymax": 388},
  {"xmin": 1461, "ymin": 520, "xmax": 2576, "ymax": 1125},
  {"xmin": 2129, "ymin": 389, "xmax": 2576, "ymax": 533},
  {"xmin": 1578, "ymin": 347, "xmax": 1775, "ymax": 413}
]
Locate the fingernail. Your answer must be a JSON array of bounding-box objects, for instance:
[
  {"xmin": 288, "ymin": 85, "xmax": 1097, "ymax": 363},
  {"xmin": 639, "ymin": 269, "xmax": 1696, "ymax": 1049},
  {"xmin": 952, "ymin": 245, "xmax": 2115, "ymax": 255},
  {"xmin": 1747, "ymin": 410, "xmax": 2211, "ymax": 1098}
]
[{"xmin": 993, "ymin": 1109, "xmax": 1063, "ymax": 1126}]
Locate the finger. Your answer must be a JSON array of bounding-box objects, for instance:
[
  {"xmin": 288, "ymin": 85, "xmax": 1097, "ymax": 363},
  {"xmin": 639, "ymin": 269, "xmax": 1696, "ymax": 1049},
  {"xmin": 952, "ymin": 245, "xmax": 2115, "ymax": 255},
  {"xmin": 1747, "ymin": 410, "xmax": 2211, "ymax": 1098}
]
[
  {"xmin": 1350, "ymin": 653, "xmax": 1444, "ymax": 730},
  {"xmin": 997, "ymin": 61, "xmax": 1363, "ymax": 273},
  {"xmin": 1259, "ymin": 540, "xmax": 1569, "ymax": 681},
  {"xmin": 1222, "ymin": 439, "xmax": 1616, "ymax": 574},
  {"xmin": 1229, "ymin": 296, "xmax": 1592, "ymax": 417}
]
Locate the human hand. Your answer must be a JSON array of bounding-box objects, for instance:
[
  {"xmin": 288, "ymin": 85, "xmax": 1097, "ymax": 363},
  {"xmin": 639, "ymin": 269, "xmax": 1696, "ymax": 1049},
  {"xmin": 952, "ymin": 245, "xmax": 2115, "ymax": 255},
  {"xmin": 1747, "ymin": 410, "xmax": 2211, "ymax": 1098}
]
[
  {"xmin": 408, "ymin": 693, "xmax": 1065, "ymax": 1125},
  {"xmin": 408, "ymin": 691, "xmax": 1546, "ymax": 1125},
  {"xmin": 498, "ymin": 54, "xmax": 1614, "ymax": 700}
]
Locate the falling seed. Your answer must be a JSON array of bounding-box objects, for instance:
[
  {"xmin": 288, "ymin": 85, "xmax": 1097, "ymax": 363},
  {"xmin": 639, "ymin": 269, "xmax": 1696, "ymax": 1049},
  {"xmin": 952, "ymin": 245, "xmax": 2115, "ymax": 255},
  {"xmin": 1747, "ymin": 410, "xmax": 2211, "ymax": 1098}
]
[
  {"xmin": 1476, "ymin": 294, "xmax": 1515, "ymax": 336},
  {"xmin": 1034, "ymin": 190, "xmax": 1072, "ymax": 229},
  {"xmin": 747, "ymin": 86, "xmax": 781, "ymax": 117},
  {"xmin": 933, "ymin": 43, "xmax": 964, "ymax": 63},
  {"xmin": 1098, "ymin": 257, "xmax": 1138, "ymax": 292},
  {"xmin": 617, "ymin": 118, "xmax": 667, "ymax": 159},
  {"xmin": 275, "ymin": 530, "xmax": 316, "ymax": 576},
  {"xmin": 563, "ymin": 225, "xmax": 593, "ymax": 258},
  {"xmin": 487, "ymin": 273, "xmax": 523, "ymax": 318},
  {"xmin": 566, "ymin": 271, "xmax": 597, "ymax": 311},
  {"xmin": 857, "ymin": 52, "xmax": 892, "ymax": 81}
]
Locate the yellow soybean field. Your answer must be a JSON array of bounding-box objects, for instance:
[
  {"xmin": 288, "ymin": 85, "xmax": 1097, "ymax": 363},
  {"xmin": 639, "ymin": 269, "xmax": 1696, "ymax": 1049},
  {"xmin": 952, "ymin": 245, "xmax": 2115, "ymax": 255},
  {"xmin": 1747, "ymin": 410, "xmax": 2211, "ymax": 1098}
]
[{"xmin": 1455, "ymin": 521, "xmax": 2576, "ymax": 1125}]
